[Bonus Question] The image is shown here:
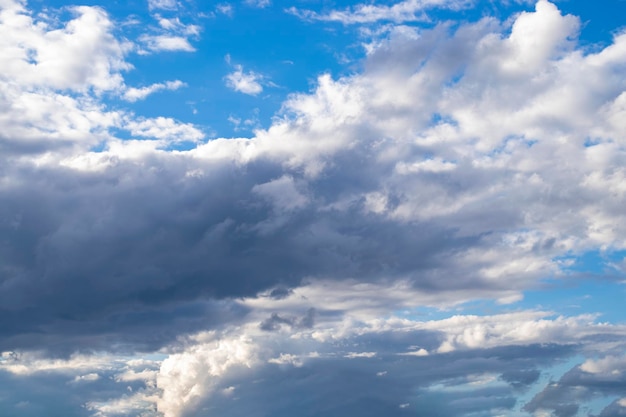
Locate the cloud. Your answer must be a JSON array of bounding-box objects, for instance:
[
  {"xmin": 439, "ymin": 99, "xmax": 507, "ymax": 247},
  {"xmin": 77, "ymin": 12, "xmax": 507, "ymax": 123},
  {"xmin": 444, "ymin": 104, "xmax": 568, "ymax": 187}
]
[
  {"xmin": 224, "ymin": 64, "xmax": 264, "ymax": 95},
  {"xmin": 148, "ymin": 308, "xmax": 626, "ymax": 417},
  {"xmin": 139, "ymin": 34, "xmax": 195, "ymax": 52},
  {"xmin": 288, "ymin": 0, "xmax": 474, "ymax": 24},
  {"xmin": 524, "ymin": 354, "xmax": 626, "ymax": 416},
  {"xmin": 0, "ymin": 1, "xmax": 128, "ymax": 155},
  {"xmin": 216, "ymin": 3, "xmax": 233, "ymax": 16},
  {"xmin": 137, "ymin": 14, "xmax": 200, "ymax": 54},
  {"xmin": 148, "ymin": 0, "xmax": 178, "ymax": 11},
  {"xmin": 156, "ymin": 17, "xmax": 200, "ymax": 36},
  {"xmin": 122, "ymin": 116, "xmax": 204, "ymax": 142},
  {"xmin": 156, "ymin": 335, "xmax": 257, "ymax": 417},
  {"xmin": 0, "ymin": 2, "xmax": 130, "ymax": 92},
  {"xmin": 0, "ymin": 351, "xmax": 160, "ymax": 417},
  {"xmin": 245, "ymin": 0, "xmax": 270, "ymax": 8},
  {"xmin": 123, "ymin": 80, "xmax": 186, "ymax": 102}
]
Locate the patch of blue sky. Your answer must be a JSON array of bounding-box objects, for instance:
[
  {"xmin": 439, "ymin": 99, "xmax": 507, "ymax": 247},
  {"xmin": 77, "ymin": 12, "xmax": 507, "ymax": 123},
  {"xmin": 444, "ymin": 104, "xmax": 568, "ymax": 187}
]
[
  {"xmin": 522, "ymin": 278, "xmax": 626, "ymax": 323},
  {"xmin": 554, "ymin": 0, "xmax": 626, "ymax": 47},
  {"xmin": 128, "ymin": 12, "xmax": 357, "ymax": 136},
  {"xmin": 519, "ymin": 249, "xmax": 626, "ymax": 322},
  {"xmin": 397, "ymin": 248, "xmax": 626, "ymax": 323}
]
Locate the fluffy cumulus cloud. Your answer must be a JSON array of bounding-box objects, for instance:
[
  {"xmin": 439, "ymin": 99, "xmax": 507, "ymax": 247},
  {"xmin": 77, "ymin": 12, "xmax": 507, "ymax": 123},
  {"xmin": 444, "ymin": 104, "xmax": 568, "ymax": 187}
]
[
  {"xmin": 0, "ymin": 1, "xmax": 130, "ymax": 92},
  {"xmin": 1, "ymin": 0, "xmax": 626, "ymax": 416}
]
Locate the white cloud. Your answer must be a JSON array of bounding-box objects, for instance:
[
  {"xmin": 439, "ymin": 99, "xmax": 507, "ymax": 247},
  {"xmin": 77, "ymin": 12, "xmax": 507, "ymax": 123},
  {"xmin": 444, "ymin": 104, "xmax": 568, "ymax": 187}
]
[
  {"xmin": 157, "ymin": 17, "xmax": 200, "ymax": 35},
  {"xmin": 224, "ymin": 64, "xmax": 264, "ymax": 95},
  {"xmin": 156, "ymin": 336, "xmax": 257, "ymax": 417},
  {"xmin": 0, "ymin": 3, "xmax": 130, "ymax": 92},
  {"xmin": 268, "ymin": 353, "xmax": 303, "ymax": 366},
  {"xmin": 71, "ymin": 373, "xmax": 100, "ymax": 383},
  {"xmin": 122, "ymin": 116, "xmax": 205, "ymax": 143},
  {"xmin": 148, "ymin": 0, "xmax": 178, "ymax": 11},
  {"xmin": 345, "ymin": 352, "xmax": 377, "ymax": 358},
  {"xmin": 86, "ymin": 392, "xmax": 160, "ymax": 417},
  {"xmin": 139, "ymin": 34, "xmax": 195, "ymax": 52},
  {"xmin": 580, "ymin": 355, "xmax": 626, "ymax": 375},
  {"xmin": 123, "ymin": 80, "xmax": 186, "ymax": 102},
  {"xmin": 0, "ymin": 352, "xmax": 115, "ymax": 376},
  {"xmin": 216, "ymin": 3, "xmax": 233, "ymax": 16},
  {"xmin": 289, "ymin": 0, "xmax": 473, "ymax": 24},
  {"xmin": 245, "ymin": 0, "xmax": 270, "ymax": 8},
  {"xmin": 0, "ymin": 2, "xmax": 131, "ymax": 153}
]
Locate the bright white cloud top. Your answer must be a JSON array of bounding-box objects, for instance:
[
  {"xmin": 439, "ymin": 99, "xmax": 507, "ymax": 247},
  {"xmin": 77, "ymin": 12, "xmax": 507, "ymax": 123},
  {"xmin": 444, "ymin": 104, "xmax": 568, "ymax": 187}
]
[{"xmin": 0, "ymin": 0, "xmax": 625, "ymax": 416}]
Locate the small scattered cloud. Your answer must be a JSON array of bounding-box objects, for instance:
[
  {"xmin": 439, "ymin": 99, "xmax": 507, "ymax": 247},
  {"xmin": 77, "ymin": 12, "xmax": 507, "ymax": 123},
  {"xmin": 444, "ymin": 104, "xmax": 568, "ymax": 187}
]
[
  {"xmin": 245, "ymin": 0, "xmax": 270, "ymax": 8},
  {"xmin": 148, "ymin": 0, "xmax": 178, "ymax": 11},
  {"xmin": 288, "ymin": 0, "xmax": 472, "ymax": 24},
  {"xmin": 123, "ymin": 80, "xmax": 186, "ymax": 102},
  {"xmin": 139, "ymin": 35, "xmax": 196, "ymax": 52},
  {"xmin": 345, "ymin": 352, "xmax": 377, "ymax": 358},
  {"xmin": 156, "ymin": 17, "xmax": 201, "ymax": 35},
  {"xmin": 224, "ymin": 64, "xmax": 264, "ymax": 95},
  {"xmin": 216, "ymin": 3, "xmax": 233, "ymax": 16},
  {"xmin": 122, "ymin": 116, "xmax": 205, "ymax": 142}
]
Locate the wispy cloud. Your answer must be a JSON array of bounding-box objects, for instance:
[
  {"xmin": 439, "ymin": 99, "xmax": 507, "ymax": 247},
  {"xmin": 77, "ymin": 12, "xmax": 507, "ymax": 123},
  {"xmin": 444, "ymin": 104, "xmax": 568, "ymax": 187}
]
[
  {"xmin": 148, "ymin": 0, "xmax": 178, "ymax": 11},
  {"xmin": 123, "ymin": 80, "xmax": 186, "ymax": 102},
  {"xmin": 245, "ymin": 0, "xmax": 271, "ymax": 8},
  {"xmin": 216, "ymin": 3, "xmax": 233, "ymax": 16},
  {"xmin": 288, "ymin": 0, "xmax": 473, "ymax": 24}
]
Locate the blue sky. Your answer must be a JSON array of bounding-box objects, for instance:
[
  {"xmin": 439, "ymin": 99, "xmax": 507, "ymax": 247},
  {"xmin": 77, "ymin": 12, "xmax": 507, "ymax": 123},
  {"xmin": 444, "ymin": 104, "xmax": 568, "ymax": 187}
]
[{"xmin": 1, "ymin": 0, "xmax": 626, "ymax": 416}]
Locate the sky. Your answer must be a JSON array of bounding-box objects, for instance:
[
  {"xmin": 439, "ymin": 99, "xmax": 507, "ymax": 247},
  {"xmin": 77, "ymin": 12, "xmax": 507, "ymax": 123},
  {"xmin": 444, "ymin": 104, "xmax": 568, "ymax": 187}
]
[{"xmin": 1, "ymin": 0, "xmax": 626, "ymax": 416}]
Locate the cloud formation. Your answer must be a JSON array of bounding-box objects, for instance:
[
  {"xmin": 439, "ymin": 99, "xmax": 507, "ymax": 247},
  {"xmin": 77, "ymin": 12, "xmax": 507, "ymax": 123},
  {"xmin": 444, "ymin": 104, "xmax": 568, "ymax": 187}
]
[
  {"xmin": 289, "ymin": 0, "xmax": 474, "ymax": 24},
  {"xmin": 139, "ymin": 34, "xmax": 195, "ymax": 52},
  {"xmin": 224, "ymin": 64, "xmax": 264, "ymax": 95},
  {"xmin": 123, "ymin": 80, "xmax": 185, "ymax": 102},
  {"xmin": 1, "ymin": 0, "xmax": 625, "ymax": 416}
]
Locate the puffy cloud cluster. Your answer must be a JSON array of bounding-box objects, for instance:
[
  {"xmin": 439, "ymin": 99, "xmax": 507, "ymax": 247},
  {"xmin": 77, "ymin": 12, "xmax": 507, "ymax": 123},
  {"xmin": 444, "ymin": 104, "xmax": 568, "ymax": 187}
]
[
  {"xmin": 149, "ymin": 307, "xmax": 626, "ymax": 417},
  {"xmin": 0, "ymin": 1, "xmax": 129, "ymax": 92}
]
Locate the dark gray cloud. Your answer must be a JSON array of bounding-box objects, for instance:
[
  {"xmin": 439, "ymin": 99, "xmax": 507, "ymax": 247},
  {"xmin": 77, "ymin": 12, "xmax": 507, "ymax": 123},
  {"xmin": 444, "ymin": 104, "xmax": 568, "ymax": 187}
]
[
  {"xmin": 260, "ymin": 308, "xmax": 316, "ymax": 331},
  {"xmin": 0, "ymin": 153, "xmax": 480, "ymax": 353},
  {"xmin": 4, "ymin": 131, "xmax": 541, "ymax": 355}
]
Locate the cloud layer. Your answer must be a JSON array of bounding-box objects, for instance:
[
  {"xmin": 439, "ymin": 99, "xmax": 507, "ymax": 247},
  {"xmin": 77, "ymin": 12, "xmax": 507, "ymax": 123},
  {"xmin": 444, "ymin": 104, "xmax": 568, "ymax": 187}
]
[{"xmin": 1, "ymin": 0, "xmax": 625, "ymax": 416}]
